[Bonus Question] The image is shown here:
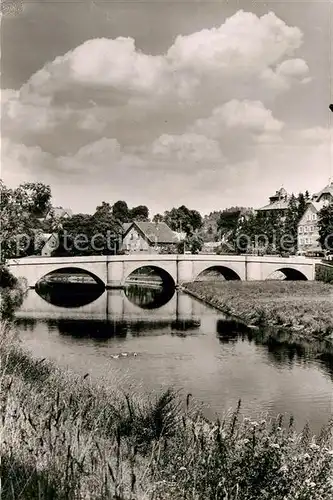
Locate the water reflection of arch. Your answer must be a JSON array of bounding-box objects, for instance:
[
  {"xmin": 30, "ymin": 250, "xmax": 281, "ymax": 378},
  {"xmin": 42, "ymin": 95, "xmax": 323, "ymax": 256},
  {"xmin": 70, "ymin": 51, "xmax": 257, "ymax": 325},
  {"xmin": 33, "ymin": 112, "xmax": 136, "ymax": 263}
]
[
  {"xmin": 124, "ymin": 284, "xmax": 175, "ymax": 309},
  {"xmin": 36, "ymin": 282, "xmax": 105, "ymax": 308},
  {"xmin": 15, "ymin": 289, "xmax": 202, "ymax": 328}
]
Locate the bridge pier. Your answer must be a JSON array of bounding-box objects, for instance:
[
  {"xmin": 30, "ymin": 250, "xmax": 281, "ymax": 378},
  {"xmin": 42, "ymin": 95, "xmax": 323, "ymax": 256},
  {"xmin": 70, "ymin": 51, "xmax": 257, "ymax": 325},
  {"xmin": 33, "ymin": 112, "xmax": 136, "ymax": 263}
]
[
  {"xmin": 107, "ymin": 260, "xmax": 124, "ymax": 288},
  {"xmin": 177, "ymin": 259, "xmax": 194, "ymax": 285},
  {"xmin": 246, "ymin": 261, "xmax": 264, "ymax": 281}
]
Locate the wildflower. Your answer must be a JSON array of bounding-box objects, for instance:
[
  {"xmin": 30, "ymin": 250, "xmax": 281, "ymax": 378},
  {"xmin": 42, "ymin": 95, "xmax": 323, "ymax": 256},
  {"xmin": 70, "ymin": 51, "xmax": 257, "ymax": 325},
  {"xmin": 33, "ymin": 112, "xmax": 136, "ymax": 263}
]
[
  {"xmin": 309, "ymin": 443, "xmax": 320, "ymax": 451},
  {"xmin": 279, "ymin": 465, "xmax": 288, "ymax": 473},
  {"xmin": 305, "ymin": 479, "xmax": 316, "ymax": 488}
]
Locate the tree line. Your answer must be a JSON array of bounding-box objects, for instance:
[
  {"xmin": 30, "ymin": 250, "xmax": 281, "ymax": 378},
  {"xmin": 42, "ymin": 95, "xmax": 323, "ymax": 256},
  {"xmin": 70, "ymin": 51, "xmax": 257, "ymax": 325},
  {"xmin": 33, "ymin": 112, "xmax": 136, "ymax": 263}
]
[{"xmin": 1, "ymin": 181, "xmax": 332, "ymax": 261}]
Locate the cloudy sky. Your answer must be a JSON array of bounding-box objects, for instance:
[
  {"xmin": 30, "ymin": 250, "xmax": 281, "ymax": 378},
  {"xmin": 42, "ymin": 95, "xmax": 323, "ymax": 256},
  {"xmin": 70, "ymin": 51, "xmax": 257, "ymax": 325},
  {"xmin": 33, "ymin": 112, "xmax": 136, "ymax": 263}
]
[{"xmin": 1, "ymin": 0, "xmax": 333, "ymax": 215}]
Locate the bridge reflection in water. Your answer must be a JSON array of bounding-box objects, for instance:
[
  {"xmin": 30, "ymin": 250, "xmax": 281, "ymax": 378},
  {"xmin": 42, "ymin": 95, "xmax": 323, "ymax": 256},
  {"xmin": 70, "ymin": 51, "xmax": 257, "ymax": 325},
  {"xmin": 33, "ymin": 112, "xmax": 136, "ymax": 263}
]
[
  {"xmin": 13, "ymin": 281, "xmax": 333, "ymax": 433},
  {"xmin": 16, "ymin": 283, "xmax": 208, "ymax": 340}
]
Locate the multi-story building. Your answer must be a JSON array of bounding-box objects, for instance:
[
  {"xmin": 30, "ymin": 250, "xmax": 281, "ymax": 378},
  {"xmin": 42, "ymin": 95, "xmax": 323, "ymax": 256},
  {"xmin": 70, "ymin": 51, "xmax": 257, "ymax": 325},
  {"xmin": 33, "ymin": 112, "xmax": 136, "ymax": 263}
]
[
  {"xmin": 297, "ymin": 181, "xmax": 333, "ymax": 254},
  {"xmin": 312, "ymin": 181, "xmax": 333, "ymax": 204},
  {"xmin": 297, "ymin": 202, "xmax": 324, "ymax": 253},
  {"xmin": 257, "ymin": 187, "xmax": 291, "ymax": 219}
]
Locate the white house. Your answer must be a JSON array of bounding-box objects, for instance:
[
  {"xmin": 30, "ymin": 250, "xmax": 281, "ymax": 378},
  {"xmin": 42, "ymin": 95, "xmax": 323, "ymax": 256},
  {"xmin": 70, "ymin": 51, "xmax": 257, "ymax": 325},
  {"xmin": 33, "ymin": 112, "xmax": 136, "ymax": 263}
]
[
  {"xmin": 121, "ymin": 222, "xmax": 181, "ymax": 254},
  {"xmin": 45, "ymin": 207, "xmax": 73, "ymax": 220},
  {"xmin": 297, "ymin": 181, "xmax": 333, "ymax": 254},
  {"xmin": 297, "ymin": 202, "xmax": 324, "ymax": 253},
  {"xmin": 36, "ymin": 233, "xmax": 59, "ymax": 256}
]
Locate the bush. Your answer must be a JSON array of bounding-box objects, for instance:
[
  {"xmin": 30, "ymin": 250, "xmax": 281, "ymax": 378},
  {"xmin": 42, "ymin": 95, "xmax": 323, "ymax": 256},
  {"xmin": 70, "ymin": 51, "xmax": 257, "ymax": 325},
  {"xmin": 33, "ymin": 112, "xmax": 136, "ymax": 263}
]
[
  {"xmin": 316, "ymin": 263, "xmax": 333, "ymax": 284},
  {"xmin": 0, "ymin": 265, "xmax": 17, "ymax": 289}
]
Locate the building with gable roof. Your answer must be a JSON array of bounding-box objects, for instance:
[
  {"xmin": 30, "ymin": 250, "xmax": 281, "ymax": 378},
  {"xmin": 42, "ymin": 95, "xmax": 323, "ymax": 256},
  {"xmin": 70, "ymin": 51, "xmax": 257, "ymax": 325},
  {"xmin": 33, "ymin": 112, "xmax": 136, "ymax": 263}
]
[
  {"xmin": 121, "ymin": 221, "xmax": 183, "ymax": 254},
  {"xmin": 44, "ymin": 207, "xmax": 73, "ymax": 220},
  {"xmin": 312, "ymin": 181, "xmax": 333, "ymax": 204},
  {"xmin": 257, "ymin": 187, "xmax": 291, "ymax": 218},
  {"xmin": 34, "ymin": 233, "xmax": 59, "ymax": 256}
]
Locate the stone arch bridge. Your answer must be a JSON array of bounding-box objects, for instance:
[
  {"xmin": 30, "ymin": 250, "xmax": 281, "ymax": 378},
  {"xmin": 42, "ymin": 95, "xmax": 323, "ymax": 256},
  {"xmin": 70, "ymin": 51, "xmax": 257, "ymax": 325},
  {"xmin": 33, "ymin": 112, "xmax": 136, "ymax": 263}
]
[{"xmin": 7, "ymin": 254, "xmax": 317, "ymax": 288}]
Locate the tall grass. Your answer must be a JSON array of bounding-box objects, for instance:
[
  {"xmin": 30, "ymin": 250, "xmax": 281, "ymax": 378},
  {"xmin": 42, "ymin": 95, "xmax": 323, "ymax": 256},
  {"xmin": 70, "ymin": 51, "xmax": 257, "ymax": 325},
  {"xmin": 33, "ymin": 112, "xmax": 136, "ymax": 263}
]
[
  {"xmin": 184, "ymin": 281, "xmax": 333, "ymax": 343},
  {"xmin": 1, "ymin": 325, "xmax": 333, "ymax": 499}
]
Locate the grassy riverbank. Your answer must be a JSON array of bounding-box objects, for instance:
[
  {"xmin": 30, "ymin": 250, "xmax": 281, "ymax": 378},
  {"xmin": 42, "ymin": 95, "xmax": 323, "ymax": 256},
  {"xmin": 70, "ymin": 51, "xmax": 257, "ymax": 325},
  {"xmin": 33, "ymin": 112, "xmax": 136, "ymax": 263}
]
[
  {"xmin": 1, "ymin": 325, "xmax": 333, "ymax": 500},
  {"xmin": 183, "ymin": 281, "xmax": 333, "ymax": 345}
]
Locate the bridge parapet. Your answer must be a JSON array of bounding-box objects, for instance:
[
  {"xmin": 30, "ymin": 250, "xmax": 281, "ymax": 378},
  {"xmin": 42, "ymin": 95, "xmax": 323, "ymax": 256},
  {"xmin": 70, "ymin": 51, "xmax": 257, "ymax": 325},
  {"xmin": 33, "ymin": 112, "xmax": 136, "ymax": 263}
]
[{"xmin": 7, "ymin": 254, "xmax": 317, "ymax": 287}]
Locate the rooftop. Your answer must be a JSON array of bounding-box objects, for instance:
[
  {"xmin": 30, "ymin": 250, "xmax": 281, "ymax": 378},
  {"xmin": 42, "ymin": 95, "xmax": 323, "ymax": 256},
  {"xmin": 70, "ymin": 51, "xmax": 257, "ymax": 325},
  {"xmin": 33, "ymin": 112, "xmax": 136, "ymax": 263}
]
[
  {"xmin": 257, "ymin": 200, "xmax": 290, "ymax": 211},
  {"xmin": 313, "ymin": 181, "xmax": 333, "ymax": 202},
  {"xmin": 45, "ymin": 207, "xmax": 73, "ymax": 219},
  {"xmin": 123, "ymin": 221, "xmax": 179, "ymax": 244}
]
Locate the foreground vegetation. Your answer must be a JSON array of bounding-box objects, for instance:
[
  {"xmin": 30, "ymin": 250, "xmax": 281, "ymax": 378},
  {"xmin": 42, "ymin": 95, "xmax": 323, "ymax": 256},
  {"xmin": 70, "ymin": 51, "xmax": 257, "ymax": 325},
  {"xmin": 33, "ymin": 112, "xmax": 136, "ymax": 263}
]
[
  {"xmin": 316, "ymin": 262, "xmax": 333, "ymax": 284},
  {"xmin": 1, "ymin": 323, "xmax": 333, "ymax": 500},
  {"xmin": 2, "ymin": 270, "xmax": 333, "ymax": 498},
  {"xmin": 184, "ymin": 281, "xmax": 333, "ymax": 345}
]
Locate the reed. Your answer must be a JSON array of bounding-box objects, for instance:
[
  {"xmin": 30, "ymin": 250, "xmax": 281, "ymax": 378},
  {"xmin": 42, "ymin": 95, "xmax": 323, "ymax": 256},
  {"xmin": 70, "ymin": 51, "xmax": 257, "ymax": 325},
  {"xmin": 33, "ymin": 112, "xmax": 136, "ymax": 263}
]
[{"xmin": 1, "ymin": 326, "xmax": 333, "ymax": 499}]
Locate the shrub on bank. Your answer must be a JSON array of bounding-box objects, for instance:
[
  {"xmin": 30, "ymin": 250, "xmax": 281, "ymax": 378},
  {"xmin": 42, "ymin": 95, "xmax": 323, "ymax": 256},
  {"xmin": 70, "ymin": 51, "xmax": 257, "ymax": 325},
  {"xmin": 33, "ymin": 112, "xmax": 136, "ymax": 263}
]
[
  {"xmin": 0, "ymin": 265, "xmax": 17, "ymax": 289},
  {"xmin": 1, "ymin": 328, "xmax": 333, "ymax": 500},
  {"xmin": 316, "ymin": 263, "xmax": 333, "ymax": 284}
]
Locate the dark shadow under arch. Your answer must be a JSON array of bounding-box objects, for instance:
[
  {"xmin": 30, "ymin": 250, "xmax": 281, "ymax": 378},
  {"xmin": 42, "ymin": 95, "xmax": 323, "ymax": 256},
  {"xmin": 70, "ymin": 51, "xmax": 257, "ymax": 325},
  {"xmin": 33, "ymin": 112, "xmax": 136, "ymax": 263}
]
[
  {"xmin": 267, "ymin": 267, "xmax": 308, "ymax": 281},
  {"xmin": 35, "ymin": 267, "xmax": 105, "ymax": 308},
  {"xmin": 195, "ymin": 265, "xmax": 241, "ymax": 281},
  {"xmin": 37, "ymin": 267, "xmax": 105, "ymax": 288},
  {"xmin": 124, "ymin": 265, "xmax": 176, "ymax": 289}
]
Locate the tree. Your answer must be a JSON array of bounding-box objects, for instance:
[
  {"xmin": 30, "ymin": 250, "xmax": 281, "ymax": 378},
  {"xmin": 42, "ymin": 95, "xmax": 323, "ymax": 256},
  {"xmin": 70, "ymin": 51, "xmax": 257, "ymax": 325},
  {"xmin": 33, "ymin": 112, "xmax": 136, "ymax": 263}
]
[
  {"xmin": 187, "ymin": 233, "xmax": 204, "ymax": 254},
  {"xmin": 54, "ymin": 203, "xmax": 123, "ymax": 257},
  {"xmin": 130, "ymin": 205, "xmax": 149, "ymax": 221},
  {"xmin": 283, "ymin": 194, "xmax": 299, "ymax": 253},
  {"xmin": 20, "ymin": 182, "xmax": 52, "ymax": 218},
  {"xmin": 297, "ymin": 193, "xmax": 307, "ymax": 220},
  {"xmin": 217, "ymin": 210, "xmax": 241, "ymax": 238},
  {"xmin": 152, "ymin": 213, "xmax": 164, "ymax": 223},
  {"xmin": 112, "ymin": 200, "xmax": 130, "ymax": 222},
  {"xmin": 318, "ymin": 204, "xmax": 333, "ymax": 252},
  {"xmin": 163, "ymin": 206, "xmax": 202, "ymax": 235},
  {"xmin": 177, "ymin": 232, "xmax": 203, "ymax": 254},
  {"xmin": 0, "ymin": 181, "xmax": 50, "ymax": 262}
]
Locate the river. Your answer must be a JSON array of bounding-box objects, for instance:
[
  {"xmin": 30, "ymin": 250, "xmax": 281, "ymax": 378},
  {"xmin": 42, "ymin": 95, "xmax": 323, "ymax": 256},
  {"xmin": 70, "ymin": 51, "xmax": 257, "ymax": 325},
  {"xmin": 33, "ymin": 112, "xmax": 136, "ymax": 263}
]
[{"xmin": 14, "ymin": 283, "xmax": 333, "ymax": 433}]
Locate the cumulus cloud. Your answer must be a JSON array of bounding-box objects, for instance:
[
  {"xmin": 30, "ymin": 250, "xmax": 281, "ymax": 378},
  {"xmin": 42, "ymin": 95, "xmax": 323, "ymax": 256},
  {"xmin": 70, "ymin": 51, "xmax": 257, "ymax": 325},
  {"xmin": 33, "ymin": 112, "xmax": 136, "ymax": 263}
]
[
  {"xmin": 191, "ymin": 99, "xmax": 284, "ymax": 140},
  {"xmin": 1, "ymin": 9, "xmax": 330, "ymax": 213},
  {"xmin": 2, "ymin": 10, "xmax": 310, "ymax": 148},
  {"xmin": 149, "ymin": 133, "xmax": 224, "ymax": 164}
]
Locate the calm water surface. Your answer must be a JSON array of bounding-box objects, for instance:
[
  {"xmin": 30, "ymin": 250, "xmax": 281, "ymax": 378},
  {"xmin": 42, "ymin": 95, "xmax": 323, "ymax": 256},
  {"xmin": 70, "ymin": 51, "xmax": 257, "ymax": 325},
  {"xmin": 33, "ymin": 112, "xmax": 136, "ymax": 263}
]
[{"xmin": 14, "ymin": 284, "xmax": 333, "ymax": 433}]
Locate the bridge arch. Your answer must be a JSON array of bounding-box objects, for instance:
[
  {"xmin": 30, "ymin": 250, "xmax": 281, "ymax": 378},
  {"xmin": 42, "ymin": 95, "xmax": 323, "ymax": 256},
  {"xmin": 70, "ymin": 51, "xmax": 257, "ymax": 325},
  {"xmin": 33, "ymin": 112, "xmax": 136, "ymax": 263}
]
[
  {"xmin": 123, "ymin": 265, "xmax": 176, "ymax": 289},
  {"xmin": 266, "ymin": 267, "xmax": 308, "ymax": 281},
  {"xmin": 194, "ymin": 265, "xmax": 242, "ymax": 281},
  {"xmin": 36, "ymin": 267, "xmax": 106, "ymax": 288}
]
